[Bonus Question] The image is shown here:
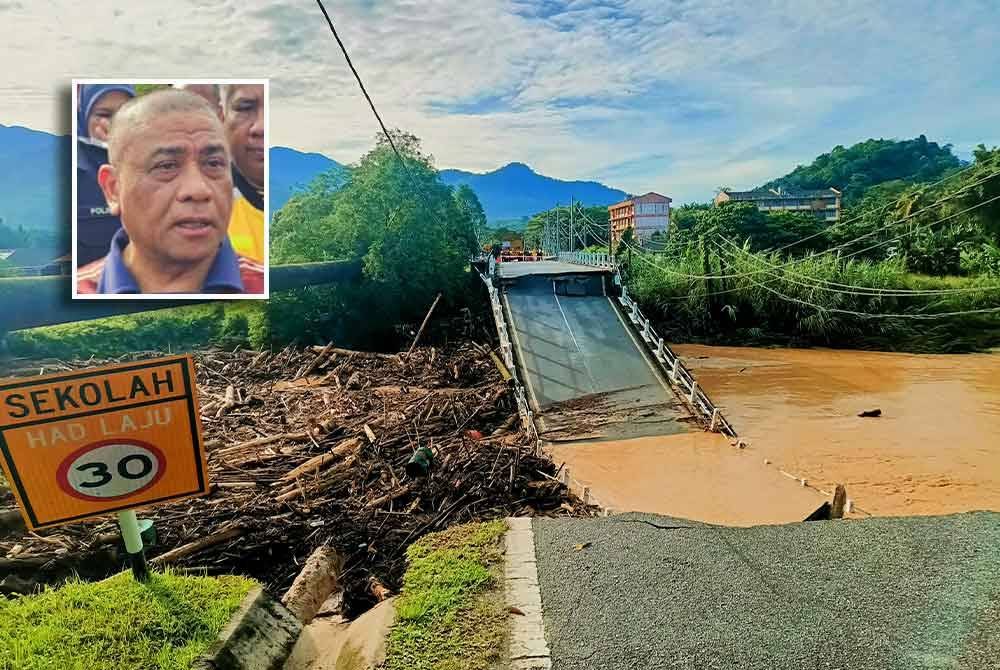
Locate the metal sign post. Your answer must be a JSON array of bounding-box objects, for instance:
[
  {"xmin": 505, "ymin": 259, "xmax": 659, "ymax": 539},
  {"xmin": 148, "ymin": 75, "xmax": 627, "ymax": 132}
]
[{"xmin": 118, "ymin": 510, "xmax": 149, "ymax": 581}]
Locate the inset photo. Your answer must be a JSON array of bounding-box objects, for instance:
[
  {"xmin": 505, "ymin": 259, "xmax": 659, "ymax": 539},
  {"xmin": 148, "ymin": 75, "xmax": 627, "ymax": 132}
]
[{"xmin": 72, "ymin": 79, "xmax": 268, "ymax": 299}]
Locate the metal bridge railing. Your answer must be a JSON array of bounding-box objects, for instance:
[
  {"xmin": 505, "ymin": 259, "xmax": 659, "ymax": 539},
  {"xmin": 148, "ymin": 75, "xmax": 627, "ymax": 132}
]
[
  {"xmin": 479, "ymin": 271, "xmax": 537, "ymax": 441},
  {"xmin": 617, "ymin": 280, "xmax": 738, "ymax": 438},
  {"xmin": 558, "ymin": 251, "xmax": 614, "ymax": 268}
]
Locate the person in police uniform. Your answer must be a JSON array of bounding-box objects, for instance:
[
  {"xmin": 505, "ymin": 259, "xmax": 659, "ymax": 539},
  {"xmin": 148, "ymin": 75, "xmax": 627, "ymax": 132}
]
[
  {"xmin": 76, "ymin": 83, "xmax": 135, "ymax": 267},
  {"xmin": 221, "ymin": 83, "xmax": 265, "ymax": 264}
]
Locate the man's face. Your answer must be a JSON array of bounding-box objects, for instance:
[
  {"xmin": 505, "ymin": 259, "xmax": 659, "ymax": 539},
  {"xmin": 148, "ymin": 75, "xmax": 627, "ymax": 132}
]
[
  {"xmin": 224, "ymin": 84, "xmax": 265, "ymax": 188},
  {"xmin": 99, "ymin": 111, "xmax": 233, "ymax": 266},
  {"xmin": 87, "ymin": 90, "xmax": 131, "ymax": 142}
]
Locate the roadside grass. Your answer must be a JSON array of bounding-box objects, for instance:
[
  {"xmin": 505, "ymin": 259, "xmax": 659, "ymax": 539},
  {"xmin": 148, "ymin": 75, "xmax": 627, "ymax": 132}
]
[
  {"xmin": 0, "ymin": 569, "xmax": 256, "ymax": 670},
  {"xmin": 382, "ymin": 520, "xmax": 509, "ymax": 670},
  {"xmin": 5, "ymin": 302, "xmax": 267, "ymax": 360}
]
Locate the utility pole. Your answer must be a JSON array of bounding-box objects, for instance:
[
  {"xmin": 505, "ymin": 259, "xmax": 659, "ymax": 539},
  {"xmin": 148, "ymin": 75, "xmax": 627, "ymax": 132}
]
[
  {"xmin": 555, "ymin": 204, "xmax": 561, "ymax": 255},
  {"xmin": 567, "ymin": 196, "xmax": 576, "ymax": 252}
]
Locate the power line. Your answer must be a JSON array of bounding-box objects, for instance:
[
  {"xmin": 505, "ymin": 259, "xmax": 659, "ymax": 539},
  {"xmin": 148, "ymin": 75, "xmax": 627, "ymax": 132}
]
[
  {"xmin": 716, "ymin": 235, "xmax": 1000, "ymax": 297},
  {"xmin": 744, "ymin": 273, "xmax": 1000, "ymax": 319},
  {"xmin": 314, "ymin": 0, "xmax": 409, "ymax": 180},
  {"xmin": 770, "ymin": 157, "xmax": 994, "ymax": 254},
  {"xmin": 314, "ymin": 0, "xmax": 485, "ymax": 252},
  {"xmin": 619, "ymin": 172, "xmax": 1000, "ymax": 282}
]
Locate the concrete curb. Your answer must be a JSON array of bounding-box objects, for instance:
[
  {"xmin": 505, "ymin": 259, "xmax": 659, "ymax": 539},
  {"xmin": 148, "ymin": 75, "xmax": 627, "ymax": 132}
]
[
  {"xmin": 505, "ymin": 517, "xmax": 552, "ymax": 670},
  {"xmin": 193, "ymin": 586, "xmax": 303, "ymax": 670}
]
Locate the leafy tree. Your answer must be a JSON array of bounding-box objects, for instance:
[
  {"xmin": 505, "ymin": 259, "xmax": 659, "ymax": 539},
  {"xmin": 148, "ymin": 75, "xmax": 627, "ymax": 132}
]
[
  {"xmin": 762, "ymin": 135, "xmax": 963, "ymax": 205},
  {"xmin": 671, "ymin": 203, "xmax": 711, "ymax": 232},
  {"xmin": 265, "ymin": 130, "xmax": 482, "ymax": 348}
]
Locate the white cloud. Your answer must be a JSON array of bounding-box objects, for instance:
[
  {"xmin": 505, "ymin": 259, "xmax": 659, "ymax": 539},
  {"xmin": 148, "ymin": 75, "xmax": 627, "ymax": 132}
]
[{"xmin": 0, "ymin": 0, "xmax": 998, "ymax": 203}]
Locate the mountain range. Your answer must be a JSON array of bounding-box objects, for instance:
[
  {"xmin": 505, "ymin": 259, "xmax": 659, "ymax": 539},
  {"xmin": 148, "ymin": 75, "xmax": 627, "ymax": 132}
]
[
  {"xmin": 439, "ymin": 163, "xmax": 626, "ymax": 225},
  {"xmin": 0, "ymin": 124, "xmax": 628, "ymax": 241}
]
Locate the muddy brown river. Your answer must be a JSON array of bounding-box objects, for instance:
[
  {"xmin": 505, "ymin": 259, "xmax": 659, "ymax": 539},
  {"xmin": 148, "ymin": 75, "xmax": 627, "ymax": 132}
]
[{"xmin": 674, "ymin": 344, "xmax": 1000, "ymax": 517}]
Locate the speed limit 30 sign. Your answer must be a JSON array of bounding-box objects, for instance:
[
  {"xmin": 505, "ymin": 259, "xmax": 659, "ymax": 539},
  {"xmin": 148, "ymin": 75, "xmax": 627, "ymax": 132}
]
[{"xmin": 0, "ymin": 355, "xmax": 209, "ymax": 530}]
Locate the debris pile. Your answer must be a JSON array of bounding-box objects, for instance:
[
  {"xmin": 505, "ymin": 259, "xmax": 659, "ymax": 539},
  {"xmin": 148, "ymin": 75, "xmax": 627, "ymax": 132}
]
[{"xmin": 0, "ymin": 342, "xmax": 594, "ymax": 612}]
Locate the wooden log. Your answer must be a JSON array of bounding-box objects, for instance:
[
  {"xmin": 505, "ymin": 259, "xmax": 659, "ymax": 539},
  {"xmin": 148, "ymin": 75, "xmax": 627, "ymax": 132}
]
[
  {"xmin": 363, "ymin": 485, "xmax": 412, "ymax": 511},
  {"xmin": 151, "ymin": 526, "xmax": 244, "ymax": 565},
  {"xmin": 215, "ymin": 385, "xmax": 237, "ymax": 418},
  {"xmin": 368, "ymin": 575, "xmax": 393, "ymax": 602},
  {"xmin": 297, "ymin": 341, "xmax": 334, "ymax": 379},
  {"xmin": 281, "ymin": 545, "xmax": 343, "ymax": 624},
  {"xmin": 0, "ymin": 556, "xmax": 49, "ymax": 570},
  {"xmin": 279, "ymin": 438, "xmax": 362, "ymax": 483},
  {"xmin": 276, "ymin": 455, "xmax": 359, "ymax": 502},
  {"xmin": 408, "ymin": 292, "xmax": 443, "ymax": 354},
  {"xmin": 214, "ymin": 432, "xmax": 307, "ymax": 457},
  {"xmin": 310, "ymin": 346, "xmax": 397, "ymax": 360},
  {"xmin": 831, "ymin": 484, "xmax": 847, "ymax": 519}
]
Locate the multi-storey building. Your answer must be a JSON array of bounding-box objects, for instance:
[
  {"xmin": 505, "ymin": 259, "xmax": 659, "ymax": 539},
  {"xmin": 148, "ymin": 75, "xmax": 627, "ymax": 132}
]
[
  {"xmin": 609, "ymin": 192, "xmax": 672, "ymax": 244},
  {"xmin": 713, "ymin": 186, "xmax": 842, "ymax": 222}
]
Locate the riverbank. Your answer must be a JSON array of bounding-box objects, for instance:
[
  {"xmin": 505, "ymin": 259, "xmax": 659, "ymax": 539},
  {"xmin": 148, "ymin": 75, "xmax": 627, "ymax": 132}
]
[
  {"xmin": 624, "ymin": 248, "xmax": 1000, "ymax": 354},
  {"xmin": 675, "ymin": 344, "xmax": 1000, "ymax": 517}
]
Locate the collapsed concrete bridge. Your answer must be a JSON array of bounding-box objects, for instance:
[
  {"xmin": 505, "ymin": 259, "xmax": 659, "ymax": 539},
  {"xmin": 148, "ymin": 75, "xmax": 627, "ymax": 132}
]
[{"xmin": 481, "ymin": 253, "xmax": 828, "ymax": 525}]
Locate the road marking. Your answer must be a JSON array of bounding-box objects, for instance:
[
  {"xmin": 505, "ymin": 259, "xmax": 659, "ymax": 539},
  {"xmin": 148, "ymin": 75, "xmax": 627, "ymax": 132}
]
[{"xmin": 552, "ymin": 280, "xmax": 597, "ymax": 391}]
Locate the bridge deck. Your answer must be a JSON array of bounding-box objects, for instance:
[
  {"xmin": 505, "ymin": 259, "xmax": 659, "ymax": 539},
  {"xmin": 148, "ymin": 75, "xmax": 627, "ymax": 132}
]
[
  {"xmin": 496, "ymin": 260, "xmax": 608, "ymax": 279},
  {"xmin": 505, "ymin": 274, "xmax": 691, "ymax": 442}
]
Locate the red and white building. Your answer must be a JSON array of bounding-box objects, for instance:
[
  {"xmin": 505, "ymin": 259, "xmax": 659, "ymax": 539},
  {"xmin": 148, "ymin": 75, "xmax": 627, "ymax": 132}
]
[{"xmin": 609, "ymin": 192, "xmax": 672, "ymax": 244}]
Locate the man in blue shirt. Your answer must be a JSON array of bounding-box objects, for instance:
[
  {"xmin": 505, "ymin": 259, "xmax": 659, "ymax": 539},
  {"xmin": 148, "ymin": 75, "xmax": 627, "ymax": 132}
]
[{"xmin": 76, "ymin": 89, "xmax": 264, "ymax": 295}]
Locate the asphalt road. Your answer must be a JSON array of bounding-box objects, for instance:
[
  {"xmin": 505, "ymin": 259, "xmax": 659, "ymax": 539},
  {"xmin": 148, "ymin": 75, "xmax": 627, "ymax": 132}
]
[
  {"xmin": 505, "ymin": 275, "xmax": 689, "ymax": 440},
  {"xmin": 532, "ymin": 512, "xmax": 1000, "ymax": 669}
]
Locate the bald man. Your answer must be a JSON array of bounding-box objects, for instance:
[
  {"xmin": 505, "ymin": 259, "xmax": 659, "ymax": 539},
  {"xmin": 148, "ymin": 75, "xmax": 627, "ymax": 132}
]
[{"xmin": 77, "ymin": 89, "xmax": 265, "ymax": 295}]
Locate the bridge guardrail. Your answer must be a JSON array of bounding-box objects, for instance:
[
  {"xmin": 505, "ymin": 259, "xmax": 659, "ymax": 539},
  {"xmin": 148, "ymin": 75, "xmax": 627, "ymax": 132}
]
[
  {"xmin": 479, "ymin": 271, "xmax": 537, "ymax": 442},
  {"xmin": 617, "ymin": 280, "xmax": 738, "ymax": 438},
  {"xmin": 558, "ymin": 251, "xmax": 614, "ymax": 268}
]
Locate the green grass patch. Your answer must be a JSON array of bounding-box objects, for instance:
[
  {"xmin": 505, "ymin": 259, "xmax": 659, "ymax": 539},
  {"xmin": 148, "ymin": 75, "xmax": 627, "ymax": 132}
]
[
  {"xmin": 382, "ymin": 520, "xmax": 508, "ymax": 670},
  {"xmin": 0, "ymin": 570, "xmax": 256, "ymax": 670},
  {"xmin": 6, "ymin": 302, "xmax": 269, "ymax": 360}
]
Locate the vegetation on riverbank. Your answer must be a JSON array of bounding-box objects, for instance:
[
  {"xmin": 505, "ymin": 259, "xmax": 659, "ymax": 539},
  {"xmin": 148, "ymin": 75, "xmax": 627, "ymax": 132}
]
[
  {"xmin": 618, "ymin": 140, "xmax": 1000, "ymax": 353},
  {"xmin": 2, "ymin": 129, "xmax": 486, "ymax": 360},
  {"xmin": 625, "ymin": 243, "xmax": 1000, "ymax": 352},
  {"xmin": 5, "ymin": 303, "xmax": 265, "ymax": 360},
  {"xmin": 0, "ymin": 570, "xmax": 255, "ymax": 670},
  {"xmin": 382, "ymin": 520, "xmax": 508, "ymax": 670}
]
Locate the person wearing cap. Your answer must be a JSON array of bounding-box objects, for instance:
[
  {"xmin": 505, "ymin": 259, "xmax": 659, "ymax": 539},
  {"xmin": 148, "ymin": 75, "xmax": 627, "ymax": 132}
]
[
  {"xmin": 76, "ymin": 89, "xmax": 264, "ymax": 295},
  {"xmin": 76, "ymin": 83, "xmax": 135, "ymax": 266},
  {"xmin": 221, "ymin": 83, "xmax": 266, "ymax": 264}
]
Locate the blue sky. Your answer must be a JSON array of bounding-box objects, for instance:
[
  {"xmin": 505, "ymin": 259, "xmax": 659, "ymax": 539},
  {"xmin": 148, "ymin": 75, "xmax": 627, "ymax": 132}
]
[{"xmin": 0, "ymin": 0, "xmax": 998, "ymax": 203}]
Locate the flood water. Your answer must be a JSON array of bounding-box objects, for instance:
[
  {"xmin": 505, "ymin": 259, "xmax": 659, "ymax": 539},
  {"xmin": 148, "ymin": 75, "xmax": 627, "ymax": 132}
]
[
  {"xmin": 674, "ymin": 344, "xmax": 1000, "ymax": 517},
  {"xmin": 547, "ymin": 432, "xmax": 826, "ymax": 526}
]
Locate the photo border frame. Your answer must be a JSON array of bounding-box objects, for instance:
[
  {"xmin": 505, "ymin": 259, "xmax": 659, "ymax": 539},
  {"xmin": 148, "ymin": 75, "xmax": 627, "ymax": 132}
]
[{"xmin": 71, "ymin": 78, "xmax": 270, "ymax": 300}]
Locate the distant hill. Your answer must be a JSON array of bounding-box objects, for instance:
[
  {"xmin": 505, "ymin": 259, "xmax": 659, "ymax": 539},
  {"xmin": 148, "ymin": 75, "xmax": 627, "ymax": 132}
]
[
  {"xmin": 439, "ymin": 162, "xmax": 627, "ymax": 223},
  {"xmin": 0, "ymin": 124, "xmax": 71, "ymax": 249},
  {"xmin": 0, "ymin": 126, "xmax": 625, "ymax": 239},
  {"xmin": 269, "ymin": 146, "xmax": 344, "ymax": 214},
  {"xmin": 761, "ymin": 135, "xmax": 964, "ymax": 205}
]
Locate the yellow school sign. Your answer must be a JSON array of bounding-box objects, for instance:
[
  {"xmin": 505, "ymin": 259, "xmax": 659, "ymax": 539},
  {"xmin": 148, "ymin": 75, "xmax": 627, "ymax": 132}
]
[{"xmin": 0, "ymin": 355, "xmax": 210, "ymax": 530}]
